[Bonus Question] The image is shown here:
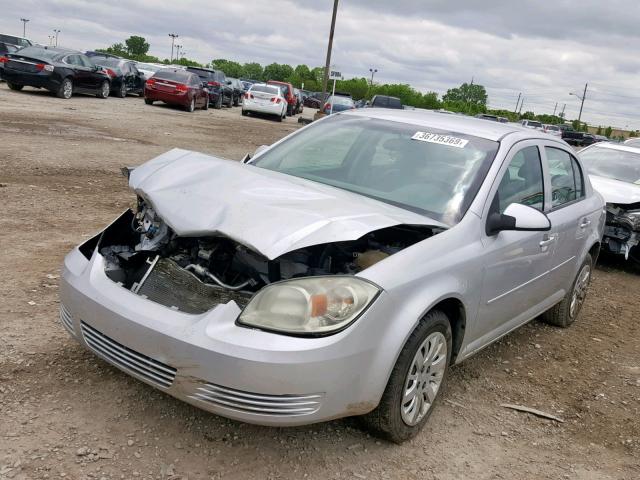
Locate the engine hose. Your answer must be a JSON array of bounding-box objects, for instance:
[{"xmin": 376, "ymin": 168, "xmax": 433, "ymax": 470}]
[{"xmin": 185, "ymin": 264, "xmax": 250, "ymax": 291}]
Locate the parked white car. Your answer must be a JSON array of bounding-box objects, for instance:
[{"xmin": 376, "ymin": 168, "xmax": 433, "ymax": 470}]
[
  {"xmin": 578, "ymin": 142, "xmax": 640, "ymax": 263},
  {"xmin": 60, "ymin": 110, "xmax": 604, "ymax": 443},
  {"xmin": 242, "ymin": 83, "xmax": 287, "ymax": 121},
  {"xmin": 521, "ymin": 119, "xmax": 544, "ymax": 130},
  {"xmin": 542, "ymin": 124, "xmax": 562, "ymax": 137},
  {"xmin": 134, "ymin": 62, "xmax": 162, "ymax": 82}
]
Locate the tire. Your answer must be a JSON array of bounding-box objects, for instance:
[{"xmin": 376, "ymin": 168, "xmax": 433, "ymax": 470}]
[
  {"xmin": 56, "ymin": 78, "xmax": 73, "ymax": 99},
  {"xmin": 233, "ymin": 94, "xmax": 239, "ymax": 107},
  {"xmin": 202, "ymin": 96, "xmax": 209, "ymax": 110},
  {"xmin": 241, "ymin": 109, "xmax": 248, "ymax": 116},
  {"xmin": 186, "ymin": 97, "xmax": 196, "ymax": 113},
  {"xmin": 286, "ymin": 104, "xmax": 293, "ymax": 116},
  {"xmin": 96, "ymin": 80, "xmax": 110, "ymax": 99},
  {"xmin": 276, "ymin": 112, "xmax": 283, "ymax": 122},
  {"xmin": 116, "ymin": 81, "xmax": 127, "ymax": 98},
  {"xmin": 541, "ymin": 253, "xmax": 592, "ymax": 328},
  {"xmin": 227, "ymin": 94, "xmax": 233, "ymax": 107},
  {"xmin": 7, "ymin": 82, "xmax": 23, "ymax": 91},
  {"xmin": 213, "ymin": 95, "xmax": 222, "ymax": 109},
  {"xmin": 362, "ymin": 310, "xmax": 452, "ymax": 443},
  {"xmin": 144, "ymin": 98, "xmax": 154, "ymax": 105}
]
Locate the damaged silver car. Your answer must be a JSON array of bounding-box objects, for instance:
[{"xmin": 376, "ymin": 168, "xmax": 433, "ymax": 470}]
[
  {"xmin": 60, "ymin": 110, "xmax": 604, "ymax": 442},
  {"xmin": 579, "ymin": 142, "xmax": 640, "ymax": 264}
]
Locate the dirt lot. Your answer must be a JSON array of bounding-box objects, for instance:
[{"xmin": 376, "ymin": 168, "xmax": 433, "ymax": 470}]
[{"xmin": 0, "ymin": 85, "xmax": 639, "ymax": 480}]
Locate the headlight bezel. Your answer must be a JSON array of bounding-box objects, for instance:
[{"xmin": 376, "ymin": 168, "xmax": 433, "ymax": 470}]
[{"xmin": 236, "ymin": 275, "xmax": 382, "ymax": 338}]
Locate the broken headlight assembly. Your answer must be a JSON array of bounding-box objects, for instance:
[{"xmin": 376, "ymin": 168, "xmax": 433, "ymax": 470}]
[{"xmin": 238, "ymin": 277, "xmax": 380, "ymax": 336}]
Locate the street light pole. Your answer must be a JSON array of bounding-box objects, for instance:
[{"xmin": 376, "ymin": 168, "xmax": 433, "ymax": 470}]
[
  {"xmin": 320, "ymin": 0, "xmax": 339, "ymax": 103},
  {"xmin": 53, "ymin": 29, "xmax": 60, "ymax": 46},
  {"xmin": 48, "ymin": 35, "xmax": 54, "ymax": 46},
  {"xmin": 168, "ymin": 33, "xmax": 179, "ymax": 62},
  {"xmin": 569, "ymin": 83, "xmax": 588, "ymax": 125},
  {"xmin": 369, "ymin": 68, "xmax": 377, "ymax": 87},
  {"xmin": 20, "ymin": 18, "xmax": 29, "ymax": 37},
  {"xmin": 513, "ymin": 92, "xmax": 521, "ymax": 113}
]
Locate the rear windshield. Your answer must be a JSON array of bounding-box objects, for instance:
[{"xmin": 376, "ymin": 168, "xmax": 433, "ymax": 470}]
[
  {"xmin": 154, "ymin": 69, "xmax": 191, "ymax": 82},
  {"xmin": 579, "ymin": 146, "xmax": 640, "ymax": 184},
  {"xmin": 10, "ymin": 46, "xmax": 60, "ymax": 61},
  {"xmin": 91, "ymin": 57, "xmax": 122, "ymax": 68},
  {"xmin": 527, "ymin": 121, "xmax": 543, "ymax": 128},
  {"xmin": 545, "ymin": 125, "xmax": 560, "ymax": 131},
  {"xmin": 251, "ymin": 85, "xmax": 280, "ymax": 95},
  {"xmin": 0, "ymin": 34, "xmax": 30, "ymax": 47},
  {"xmin": 329, "ymin": 95, "xmax": 354, "ymax": 106}
]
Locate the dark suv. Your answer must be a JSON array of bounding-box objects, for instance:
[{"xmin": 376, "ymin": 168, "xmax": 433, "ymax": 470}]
[
  {"xmin": 186, "ymin": 67, "xmax": 232, "ymax": 109},
  {"xmin": 369, "ymin": 95, "xmax": 402, "ymax": 109},
  {"xmin": 2, "ymin": 46, "xmax": 111, "ymax": 99}
]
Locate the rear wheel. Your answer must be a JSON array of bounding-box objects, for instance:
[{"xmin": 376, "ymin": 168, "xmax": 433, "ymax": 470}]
[
  {"xmin": 214, "ymin": 95, "xmax": 222, "ymax": 109},
  {"xmin": 186, "ymin": 97, "xmax": 196, "ymax": 112},
  {"xmin": 97, "ymin": 80, "xmax": 110, "ymax": 99},
  {"xmin": 116, "ymin": 81, "xmax": 127, "ymax": 98},
  {"xmin": 541, "ymin": 254, "xmax": 592, "ymax": 327},
  {"xmin": 227, "ymin": 94, "xmax": 233, "ymax": 107},
  {"xmin": 144, "ymin": 98, "xmax": 154, "ymax": 105},
  {"xmin": 7, "ymin": 82, "xmax": 23, "ymax": 91},
  {"xmin": 241, "ymin": 109, "xmax": 248, "ymax": 116},
  {"xmin": 361, "ymin": 310, "xmax": 451, "ymax": 443},
  {"xmin": 286, "ymin": 103, "xmax": 293, "ymax": 116},
  {"xmin": 202, "ymin": 95, "xmax": 209, "ymax": 110},
  {"xmin": 57, "ymin": 78, "xmax": 73, "ymax": 99}
]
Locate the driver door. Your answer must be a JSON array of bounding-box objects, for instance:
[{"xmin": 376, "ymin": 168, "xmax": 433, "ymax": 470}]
[{"xmin": 472, "ymin": 142, "xmax": 558, "ymax": 347}]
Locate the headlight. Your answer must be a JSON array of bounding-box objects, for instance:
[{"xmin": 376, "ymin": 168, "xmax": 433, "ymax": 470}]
[{"xmin": 238, "ymin": 277, "xmax": 380, "ymax": 335}]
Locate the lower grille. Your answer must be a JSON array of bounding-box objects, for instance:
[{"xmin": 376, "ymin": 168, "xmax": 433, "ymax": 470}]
[
  {"xmin": 189, "ymin": 383, "xmax": 323, "ymax": 417},
  {"xmin": 80, "ymin": 321, "xmax": 176, "ymax": 388},
  {"xmin": 136, "ymin": 258, "xmax": 252, "ymax": 314}
]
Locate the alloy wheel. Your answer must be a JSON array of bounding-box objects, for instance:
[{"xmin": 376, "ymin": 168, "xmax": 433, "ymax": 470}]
[
  {"xmin": 101, "ymin": 82, "xmax": 110, "ymax": 98},
  {"xmin": 570, "ymin": 264, "xmax": 591, "ymax": 319},
  {"xmin": 400, "ymin": 331, "xmax": 447, "ymax": 426},
  {"xmin": 63, "ymin": 80, "xmax": 73, "ymax": 99}
]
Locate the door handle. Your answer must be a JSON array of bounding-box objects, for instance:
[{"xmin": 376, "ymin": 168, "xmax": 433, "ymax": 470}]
[
  {"xmin": 579, "ymin": 219, "xmax": 591, "ymax": 228},
  {"xmin": 539, "ymin": 235, "xmax": 556, "ymax": 248}
]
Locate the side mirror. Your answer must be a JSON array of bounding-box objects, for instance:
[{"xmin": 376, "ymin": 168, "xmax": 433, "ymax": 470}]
[
  {"xmin": 486, "ymin": 203, "xmax": 551, "ymax": 236},
  {"xmin": 242, "ymin": 145, "xmax": 269, "ymax": 164}
]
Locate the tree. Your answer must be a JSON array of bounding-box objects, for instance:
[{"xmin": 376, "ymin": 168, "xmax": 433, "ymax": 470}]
[
  {"xmin": 96, "ymin": 42, "xmax": 127, "ymax": 57},
  {"xmin": 604, "ymin": 126, "xmax": 613, "ymax": 138},
  {"xmin": 442, "ymin": 82, "xmax": 487, "ymax": 108},
  {"xmin": 125, "ymin": 36, "xmax": 149, "ymax": 57},
  {"xmin": 242, "ymin": 62, "xmax": 263, "ymax": 80},
  {"xmin": 263, "ymin": 63, "xmax": 294, "ymax": 82},
  {"xmin": 211, "ymin": 59, "xmax": 243, "ymax": 77}
]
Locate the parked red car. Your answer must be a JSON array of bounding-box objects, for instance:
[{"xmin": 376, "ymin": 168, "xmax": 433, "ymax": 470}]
[
  {"xmin": 144, "ymin": 68, "xmax": 208, "ymax": 112},
  {"xmin": 267, "ymin": 80, "xmax": 296, "ymax": 116}
]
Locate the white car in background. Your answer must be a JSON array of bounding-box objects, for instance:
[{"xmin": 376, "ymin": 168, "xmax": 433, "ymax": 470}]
[
  {"xmin": 543, "ymin": 124, "xmax": 562, "ymax": 138},
  {"xmin": 134, "ymin": 62, "xmax": 163, "ymax": 82},
  {"xmin": 242, "ymin": 83, "xmax": 287, "ymax": 121},
  {"xmin": 578, "ymin": 142, "xmax": 640, "ymax": 264},
  {"xmin": 623, "ymin": 138, "xmax": 640, "ymax": 148},
  {"xmin": 521, "ymin": 119, "xmax": 544, "ymax": 130}
]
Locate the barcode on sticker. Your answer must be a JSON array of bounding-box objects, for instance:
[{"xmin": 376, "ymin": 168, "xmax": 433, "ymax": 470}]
[{"xmin": 411, "ymin": 132, "xmax": 469, "ymax": 148}]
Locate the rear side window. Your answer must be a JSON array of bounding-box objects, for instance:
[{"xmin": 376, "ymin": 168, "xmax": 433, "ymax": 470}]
[
  {"xmin": 545, "ymin": 148, "xmax": 585, "ymax": 208},
  {"xmin": 494, "ymin": 146, "xmax": 544, "ymax": 213}
]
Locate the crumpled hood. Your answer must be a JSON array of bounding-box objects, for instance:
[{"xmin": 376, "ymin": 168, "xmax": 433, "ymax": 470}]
[
  {"xmin": 589, "ymin": 175, "xmax": 640, "ymax": 205},
  {"xmin": 129, "ymin": 149, "xmax": 443, "ymax": 260}
]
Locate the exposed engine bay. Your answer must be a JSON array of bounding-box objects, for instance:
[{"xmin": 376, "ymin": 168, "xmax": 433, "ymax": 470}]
[
  {"xmin": 84, "ymin": 199, "xmax": 440, "ymax": 314},
  {"xmin": 603, "ymin": 202, "xmax": 640, "ymax": 261}
]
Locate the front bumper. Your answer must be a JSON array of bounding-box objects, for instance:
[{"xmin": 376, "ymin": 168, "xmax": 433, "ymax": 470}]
[{"xmin": 60, "ymin": 247, "xmax": 391, "ymax": 426}]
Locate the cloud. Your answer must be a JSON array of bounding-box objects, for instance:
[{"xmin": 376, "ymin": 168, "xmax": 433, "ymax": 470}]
[{"xmin": 2, "ymin": 0, "xmax": 639, "ymax": 128}]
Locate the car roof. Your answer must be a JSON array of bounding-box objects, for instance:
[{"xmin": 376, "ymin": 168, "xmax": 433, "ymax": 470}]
[
  {"xmin": 583, "ymin": 142, "xmax": 640, "ymax": 154},
  {"xmin": 341, "ymin": 108, "xmax": 556, "ymax": 142},
  {"xmin": 20, "ymin": 46, "xmax": 78, "ymax": 55}
]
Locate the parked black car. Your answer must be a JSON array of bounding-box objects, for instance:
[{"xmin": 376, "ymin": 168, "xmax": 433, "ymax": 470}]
[
  {"xmin": 87, "ymin": 55, "xmax": 144, "ymax": 97},
  {"xmin": 2, "ymin": 46, "xmax": 110, "ymax": 99},
  {"xmin": 226, "ymin": 77, "xmax": 244, "ymax": 106},
  {"xmin": 304, "ymin": 91, "xmax": 327, "ymax": 109},
  {"xmin": 0, "ymin": 43, "xmax": 20, "ymax": 80},
  {"xmin": 369, "ymin": 95, "xmax": 402, "ymax": 109},
  {"xmin": 561, "ymin": 128, "xmax": 585, "ymax": 146},
  {"xmin": 186, "ymin": 67, "xmax": 232, "ymax": 109}
]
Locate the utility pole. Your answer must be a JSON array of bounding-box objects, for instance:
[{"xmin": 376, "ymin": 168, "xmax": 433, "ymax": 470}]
[
  {"xmin": 518, "ymin": 97, "xmax": 524, "ymax": 115},
  {"xmin": 560, "ymin": 103, "xmax": 566, "ymax": 119},
  {"xmin": 20, "ymin": 18, "xmax": 29, "ymax": 38},
  {"xmin": 569, "ymin": 83, "xmax": 588, "ymax": 125},
  {"xmin": 53, "ymin": 29, "xmax": 60, "ymax": 46},
  {"xmin": 553, "ymin": 102, "xmax": 557, "ymax": 116},
  {"xmin": 369, "ymin": 68, "xmax": 377, "ymax": 87},
  {"xmin": 175, "ymin": 45, "xmax": 182, "ymax": 60},
  {"xmin": 48, "ymin": 35, "xmax": 54, "ymax": 46},
  {"xmin": 320, "ymin": 0, "xmax": 339, "ymax": 103},
  {"xmin": 513, "ymin": 92, "xmax": 521, "ymax": 113},
  {"xmin": 168, "ymin": 33, "xmax": 179, "ymax": 62}
]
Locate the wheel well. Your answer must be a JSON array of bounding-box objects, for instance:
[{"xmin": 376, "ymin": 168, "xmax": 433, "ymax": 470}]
[
  {"xmin": 588, "ymin": 241, "xmax": 601, "ymax": 264},
  {"xmin": 431, "ymin": 298, "xmax": 466, "ymax": 363}
]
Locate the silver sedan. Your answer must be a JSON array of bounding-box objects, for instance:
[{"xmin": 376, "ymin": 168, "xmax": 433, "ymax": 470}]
[{"xmin": 60, "ymin": 109, "xmax": 604, "ymax": 442}]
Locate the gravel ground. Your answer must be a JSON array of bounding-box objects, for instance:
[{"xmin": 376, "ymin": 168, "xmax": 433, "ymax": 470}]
[{"xmin": 0, "ymin": 85, "xmax": 639, "ymax": 480}]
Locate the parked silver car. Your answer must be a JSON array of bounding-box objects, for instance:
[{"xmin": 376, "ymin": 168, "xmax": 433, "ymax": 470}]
[{"xmin": 60, "ymin": 109, "xmax": 604, "ymax": 442}]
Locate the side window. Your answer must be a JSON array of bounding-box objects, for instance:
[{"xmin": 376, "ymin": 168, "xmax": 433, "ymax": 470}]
[
  {"xmin": 79, "ymin": 55, "xmax": 93, "ymax": 68},
  {"xmin": 545, "ymin": 147, "xmax": 584, "ymax": 208},
  {"xmin": 493, "ymin": 146, "xmax": 544, "ymax": 213}
]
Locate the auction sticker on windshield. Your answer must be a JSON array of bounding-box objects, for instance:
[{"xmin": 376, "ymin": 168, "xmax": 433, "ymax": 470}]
[{"xmin": 411, "ymin": 132, "xmax": 469, "ymax": 148}]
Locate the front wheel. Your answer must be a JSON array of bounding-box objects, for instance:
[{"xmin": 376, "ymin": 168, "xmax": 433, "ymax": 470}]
[
  {"xmin": 57, "ymin": 78, "xmax": 73, "ymax": 99},
  {"xmin": 361, "ymin": 310, "xmax": 451, "ymax": 443},
  {"xmin": 97, "ymin": 80, "xmax": 110, "ymax": 99},
  {"xmin": 202, "ymin": 96, "xmax": 209, "ymax": 110},
  {"xmin": 116, "ymin": 82, "xmax": 127, "ymax": 98},
  {"xmin": 144, "ymin": 98, "xmax": 154, "ymax": 105},
  {"xmin": 7, "ymin": 82, "xmax": 24, "ymax": 91},
  {"xmin": 541, "ymin": 253, "xmax": 592, "ymax": 327}
]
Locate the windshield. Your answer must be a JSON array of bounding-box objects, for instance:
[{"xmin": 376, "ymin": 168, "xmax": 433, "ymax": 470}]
[
  {"xmin": 527, "ymin": 121, "xmax": 542, "ymax": 128},
  {"xmin": 252, "ymin": 115, "xmax": 499, "ymax": 225},
  {"xmin": 545, "ymin": 125, "xmax": 560, "ymax": 131},
  {"xmin": 579, "ymin": 146, "xmax": 640, "ymax": 184},
  {"xmin": 329, "ymin": 95, "xmax": 354, "ymax": 106},
  {"xmin": 137, "ymin": 63, "xmax": 160, "ymax": 72}
]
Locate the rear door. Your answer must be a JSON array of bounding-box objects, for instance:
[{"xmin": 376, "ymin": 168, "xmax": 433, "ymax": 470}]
[
  {"xmin": 542, "ymin": 145, "xmax": 598, "ymax": 295},
  {"xmin": 65, "ymin": 55, "xmax": 89, "ymax": 90}
]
